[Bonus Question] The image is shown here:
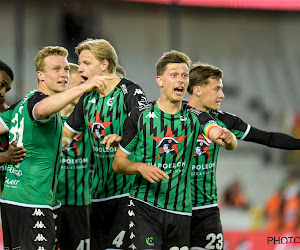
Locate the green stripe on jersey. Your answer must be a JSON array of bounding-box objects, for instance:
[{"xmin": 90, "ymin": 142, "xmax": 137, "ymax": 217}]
[{"xmin": 57, "ymin": 116, "xmax": 92, "ymax": 206}]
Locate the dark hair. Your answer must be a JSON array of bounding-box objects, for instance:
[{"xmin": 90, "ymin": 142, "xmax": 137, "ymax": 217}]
[
  {"xmin": 0, "ymin": 60, "xmax": 14, "ymax": 81},
  {"xmin": 188, "ymin": 62, "xmax": 223, "ymax": 94},
  {"xmin": 156, "ymin": 50, "xmax": 191, "ymax": 76}
]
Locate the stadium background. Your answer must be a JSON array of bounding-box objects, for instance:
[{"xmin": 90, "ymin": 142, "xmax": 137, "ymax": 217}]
[{"xmin": 1, "ymin": 0, "xmax": 300, "ymax": 248}]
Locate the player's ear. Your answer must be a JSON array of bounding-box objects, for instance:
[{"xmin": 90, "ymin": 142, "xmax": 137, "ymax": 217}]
[
  {"xmin": 193, "ymin": 85, "xmax": 202, "ymax": 96},
  {"xmin": 37, "ymin": 71, "xmax": 44, "ymax": 82},
  {"xmin": 156, "ymin": 76, "xmax": 163, "ymax": 88},
  {"xmin": 101, "ymin": 59, "xmax": 109, "ymax": 72}
]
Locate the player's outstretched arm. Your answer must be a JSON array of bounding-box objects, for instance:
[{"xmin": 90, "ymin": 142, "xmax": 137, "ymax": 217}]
[
  {"xmin": 112, "ymin": 148, "xmax": 169, "ymax": 184},
  {"xmin": 245, "ymin": 127, "xmax": 300, "ymax": 150},
  {"xmin": 101, "ymin": 134, "xmax": 122, "ymax": 150},
  {"xmin": 34, "ymin": 76, "xmax": 112, "ymax": 120},
  {"xmin": 209, "ymin": 127, "xmax": 238, "ymax": 150},
  {"xmin": 0, "ymin": 141, "xmax": 27, "ymax": 164},
  {"xmin": 62, "ymin": 126, "xmax": 76, "ymax": 147}
]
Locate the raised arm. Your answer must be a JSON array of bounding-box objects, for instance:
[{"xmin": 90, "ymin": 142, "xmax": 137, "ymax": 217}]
[{"xmin": 34, "ymin": 76, "xmax": 112, "ymax": 120}]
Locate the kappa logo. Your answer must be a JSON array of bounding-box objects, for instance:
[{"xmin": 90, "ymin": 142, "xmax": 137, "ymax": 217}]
[
  {"xmin": 130, "ymin": 232, "xmax": 136, "ymax": 239},
  {"xmin": 121, "ymin": 84, "xmax": 128, "ymax": 94},
  {"xmin": 145, "ymin": 112, "xmax": 157, "ymax": 119},
  {"xmin": 34, "ymin": 233, "xmax": 47, "ymax": 242},
  {"xmin": 129, "ymin": 221, "xmax": 135, "ymax": 229},
  {"xmin": 89, "ymin": 98, "xmax": 96, "ymax": 103},
  {"xmin": 32, "ymin": 209, "xmax": 45, "ymax": 216},
  {"xmin": 129, "ymin": 244, "xmax": 137, "ymax": 250},
  {"xmin": 127, "ymin": 199, "xmax": 135, "ymax": 207},
  {"xmin": 37, "ymin": 247, "xmax": 46, "ymax": 250},
  {"xmin": 128, "ymin": 210, "xmax": 135, "ymax": 217},
  {"xmin": 133, "ymin": 89, "xmax": 144, "ymax": 96},
  {"xmin": 33, "ymin": 221, "xmax": 46, "ymax": 229}
]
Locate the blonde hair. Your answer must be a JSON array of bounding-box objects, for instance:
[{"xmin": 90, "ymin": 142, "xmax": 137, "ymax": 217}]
[
  {"xmin": 75, "ymin": 38, "xmax": 118, "ymax": 73},
  {"xmin": 34, "ymin": 46, "xmax": 68, "ymax": 72}
]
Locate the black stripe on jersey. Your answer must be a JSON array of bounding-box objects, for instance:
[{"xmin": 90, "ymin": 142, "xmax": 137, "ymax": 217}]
[
  {"xmin": 210, "ymin": 144, "xmax": 218, "ymax": 204},
  {"xmin": 193, "ymin": 152, "xmax": 199, "ymax": 207},
  {"xmin": 52, "ymin": 116, "xmax": 62, "ymax": 192},
  {"xmin": 112, "ymin": 171, "xmax": 118, "ymax": 195},
  {"xmin": 82, "ymin": 137, "xmax": 88, "ymax": 205},
  {"xmin": 74, "ymin": 147, "xmax": 79, "ymax": 205}
]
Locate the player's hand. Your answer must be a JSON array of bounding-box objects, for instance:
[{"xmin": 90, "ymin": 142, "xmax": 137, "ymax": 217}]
[
  {"xmin": 4, "ymin": 141, "xmax": 27, "ymax": 164},
  {"xmin": 216, "ymin": 128, "xmax": 232, "ymax": 143},
  {"xmin": 101, "ymin": 134, "xmax": 122, "ymax": 150},
  {"xmin": 137, "ymin": 163, "xmax": 169, "ymax": 184},
  {"xmin": 83, "ymin": 75, "xmax": 113, "ymax": 93}
]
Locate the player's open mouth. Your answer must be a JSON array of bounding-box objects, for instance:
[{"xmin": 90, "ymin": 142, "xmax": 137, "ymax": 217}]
[
  {"xmin": 174, "ymin": 87, "xmax": 184, "ymax": 95},
  {"xmin": 81, "ymin": 76, "xmax": 88, "ymax": 82}
]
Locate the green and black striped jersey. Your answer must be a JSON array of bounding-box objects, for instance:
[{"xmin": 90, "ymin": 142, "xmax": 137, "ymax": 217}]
[
  {"xmin": 65, "ymin": 78, "xmax": 148, "ymax": 200},
  {"xmin": 0, "ymin": 90, "xmax": 63, "ymax": 208},
  {"xmin": 57, "ymin": 116, "xmax": 92, "ymax": 206},
  {"xmin": 120, "ymin": 101, "xmax": 218, "ymax": 214},
  {"xmin": 191, "ymin": 110, "xmax": 249, "ymax": 208}
]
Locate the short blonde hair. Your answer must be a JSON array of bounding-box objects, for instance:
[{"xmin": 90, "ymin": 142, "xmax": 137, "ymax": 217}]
[
  {"xmin": 75, "ymin": 38, "xmax": 118, "ymax": 73},
  {"xmin": 34, "ymin": 46, "xmax": 68, "ymax": 72}
]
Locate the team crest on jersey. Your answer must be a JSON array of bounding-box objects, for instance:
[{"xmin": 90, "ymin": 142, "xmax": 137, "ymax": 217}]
[
  {"xmin": 88, "ymin": 112, "xmax": 112, "ymax": 141},
  {"xmin": 63, "ymin": 133, "xmax": 84, "ymax": 155},
  {"xmin": 194, "ymin": 134, "xmax": 212, "ymax": 159},
  {"xmin": 107, "ymin": 97, "xmax": 114, "ymax": 106},
  {"xmin": 151, "ymin": 126, "xmax": 186, "ymax": 159}
]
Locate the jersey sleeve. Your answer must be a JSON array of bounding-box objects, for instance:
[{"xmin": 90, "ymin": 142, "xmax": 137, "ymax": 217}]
[
  {"xmin": 187, "ymin": 106, "xmax": 218, "ymax": 138},
  {"xmin": 123, "ymin": 82, "xmax": 148, "ymax": 112},
  {"xmin": 214, "ymin": 110, "xmax": 300, "ymax": 149},
  {"xmin": 27, "ymin": 92, "xmax": 53, "ymax": 123},
  {"xmin": 119, "ymin": 107, "xmax": 141, "ymax": 155},
  {"xmin": 210, "ymin": 110, "xmax": 250, "ymax": 139},
  {"xmin": 65, "ymin": 94, "xmax": 86, "ymax": 134},
  {"xmin": 244, "ymin": 126, "xmax": 300, "ymax": 149}
]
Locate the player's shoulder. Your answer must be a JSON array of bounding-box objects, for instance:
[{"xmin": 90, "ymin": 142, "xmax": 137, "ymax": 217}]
[
  {"xmin": 184, "ymin": 104, "xmax": 207, "ymax": 117},
  {"xmin": 118, "ymin": 78, "xmax": 144, "ymax": 95},
  {"xmin": 209, "ymin": 110, "xmax": 238, "ymax": 118},
  {"xmin": 128, "ymin": 101, "xmax": 153, "ymax": 117}
]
